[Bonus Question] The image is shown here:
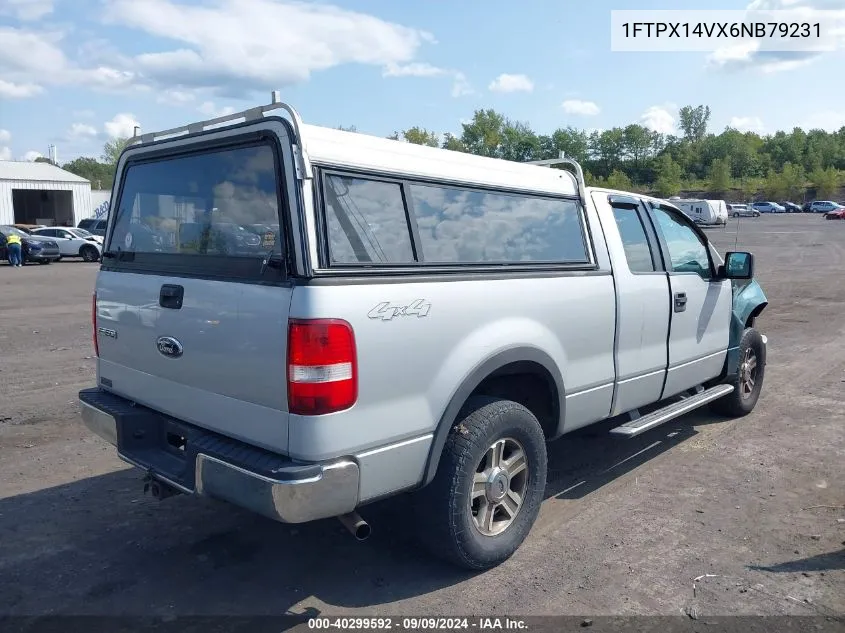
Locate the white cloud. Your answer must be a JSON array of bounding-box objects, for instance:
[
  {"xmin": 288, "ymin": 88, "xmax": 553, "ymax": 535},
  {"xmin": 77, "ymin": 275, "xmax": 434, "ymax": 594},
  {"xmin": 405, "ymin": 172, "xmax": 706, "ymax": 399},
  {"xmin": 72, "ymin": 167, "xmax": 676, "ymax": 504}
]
[
  {"xmin": 68, "ymin": 123, "xmax": 99, "ymax": 138},
  {"xmin": 640, "ymin": 105, "xmax": 677, "ymax": 135},
  {"xmin": 451, "ymin": 72, "xmax": 474, "ymax": 98},
  {"xmin": 383, "ymin": 62, "xmax": 447, "ymax": 78},
  {"xmin": 0, "ymin": 130, "xmax": 11, "ymax": 160},
  {"xmin": 101, "ymin": 0, "xmax": 436, "ymax": 95},
  {"xmin": 488, "ymin": 73, "xmax": 534, "ymax": 93},
  {"xmin": 0, "ymin": 27, "xmax": 136, "ymax": 96},
  {"xmin": 562, "ymin": 99, "xmax": 600, "ymax": 116},
  {"xmin": 0, "ymin": 78, "xmax": 44, "ymax": 98},
  {"xmin": 707, "ymin": 0, "xmax": 845, "ymax": 72},
  {"xmin": 729, "ymin": 116, "xmax": 765, "ymax": 133},
  {"xmin": 0, "ymin": 0, "xmax": 54, "ymax": 21},
  {"xmin": 104, "ymin": 113, "xmax": 140, "ymax": 139},
  {"xmin": 156, "ymin": 89, "xmax": 197, "ymax": 106},
  {"xmin": 23, "ymin": 151, "xmax": 43, "ymax": 161},
  {"xmin": 198, "ymin": 101, "xmax": 236, "ymax": 117}
]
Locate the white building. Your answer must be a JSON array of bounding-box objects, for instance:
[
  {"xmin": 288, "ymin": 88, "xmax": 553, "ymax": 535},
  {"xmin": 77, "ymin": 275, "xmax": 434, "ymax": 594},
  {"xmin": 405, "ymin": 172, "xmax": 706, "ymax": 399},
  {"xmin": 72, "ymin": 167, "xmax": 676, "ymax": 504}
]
[{"xmin": 0, "ymin": 160, "xmax": 93, "ymax": 227}]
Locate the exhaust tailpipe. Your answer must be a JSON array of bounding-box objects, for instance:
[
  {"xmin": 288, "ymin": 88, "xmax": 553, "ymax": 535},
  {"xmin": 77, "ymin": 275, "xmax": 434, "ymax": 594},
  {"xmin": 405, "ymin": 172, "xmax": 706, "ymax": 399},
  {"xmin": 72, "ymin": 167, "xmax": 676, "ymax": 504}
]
[{"xmin": 337, "ymin": 511, "xmax": 371, "ymax": 541}]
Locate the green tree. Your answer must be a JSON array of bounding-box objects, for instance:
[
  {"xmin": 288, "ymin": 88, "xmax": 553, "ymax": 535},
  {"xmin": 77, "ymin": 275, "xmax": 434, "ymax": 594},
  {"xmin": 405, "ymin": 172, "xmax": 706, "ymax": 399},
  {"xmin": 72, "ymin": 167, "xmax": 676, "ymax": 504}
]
[
  {"xmin": 763, "ymin": 169, "xmax": 787, "ymax": 200},
  {"xmin": 739, "ymin": 177, "xmax": 761, "ymax": 201},
  {"xmin": 62, "ymin": 157, "xmax": 115, "ymax": 189},
  {"xmin": 550, "ymin": 127, "xmax": 589, "ymax": 164},
  {"xmin": 460, "ymin": 109, "xmax": 506, "ymax": 157},
  {"xmin": 34, "ymin": 156, "xmax": 57, "ymax": 166},
  {"xmin": 441, "ymin": 133, "xmax": 466, "ymax": 152},
  {"xmin": 336, "ymin": 125, "xmax": 358, "ymax": 133},
  {"xmin": 102, "ymin": 138, "xmax": 131, "ymax": 165},
  {"xmin": 401, "ymin": 126, "xmax": 440, "ymax": 147},
  {"xmin": 654, "ymin": 154, "xmax": 683, "ymax": 197},
  {"xmin": 780, "ymin": 162, "xmax": 806, "ymax": 201},
  {"xmin": 622, "ymin": 124, "xmax": 653, "ymax": 167},
  {"xmin": 604, "ymin": 169, "xmax": 633, "ymax": 191},
  {"xmin": 678, "ymin": 105, "xmax": 711, "ymax": 142},
  {"xmin": 810, "ymin": 166, "xmax": 840, "ymax": 199},
  {"xmin": 707, "ymin": 157, "xmax": 732, "ymax": 192},
  {"xmin": 499, "ymin": 120, "xmax": 540, "ymax": 162}
]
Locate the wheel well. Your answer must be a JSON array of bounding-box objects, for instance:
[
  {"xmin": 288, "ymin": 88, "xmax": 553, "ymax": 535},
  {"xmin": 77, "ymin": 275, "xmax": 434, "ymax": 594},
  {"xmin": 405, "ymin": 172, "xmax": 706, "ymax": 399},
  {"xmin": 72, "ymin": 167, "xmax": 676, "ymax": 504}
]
[
  {"xmin": 746, "ymin": 302, "xmax": 768, "ymax": 329},
  {"xmin": 79, "ymin": 243, "xmax": 95, "ymax": 254},
  {"xmin": 465, "ymin": 361, "xmax": 560, "ymax": 439}
]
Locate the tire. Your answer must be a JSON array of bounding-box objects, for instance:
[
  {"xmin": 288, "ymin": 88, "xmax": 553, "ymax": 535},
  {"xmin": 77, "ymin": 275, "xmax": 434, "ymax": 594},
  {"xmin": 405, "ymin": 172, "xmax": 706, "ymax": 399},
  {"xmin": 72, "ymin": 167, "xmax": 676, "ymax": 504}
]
[
  {"xmin": 80, "ymin": 245, "xmax": 99, "ymax": 262},
  {"xmin": 412, "ymin": 397, "xmax": 547, "ymax": 570},
  {"xmin": 711, "ymin": 328, "xmax": 766, "ymax": 417},
  {"xmin": 38, "ymin": 260, "xmax": 50, "ymax": 265}
]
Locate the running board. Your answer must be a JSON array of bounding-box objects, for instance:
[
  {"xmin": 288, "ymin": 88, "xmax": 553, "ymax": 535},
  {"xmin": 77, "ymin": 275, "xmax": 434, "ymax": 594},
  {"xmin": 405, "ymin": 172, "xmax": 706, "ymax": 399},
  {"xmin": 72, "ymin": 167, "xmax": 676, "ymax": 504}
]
[{"xmin": 610, "ymin": 384, "xmax": 735, "ymax": 438}]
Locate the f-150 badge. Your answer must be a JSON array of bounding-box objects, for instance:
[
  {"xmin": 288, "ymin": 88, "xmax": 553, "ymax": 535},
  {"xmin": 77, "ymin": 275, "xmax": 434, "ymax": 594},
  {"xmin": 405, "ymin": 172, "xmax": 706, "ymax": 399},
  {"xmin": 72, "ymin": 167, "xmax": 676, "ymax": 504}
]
[{"xmin": 368, "ymin": 299, "xmax": 431, "ymax": 321}]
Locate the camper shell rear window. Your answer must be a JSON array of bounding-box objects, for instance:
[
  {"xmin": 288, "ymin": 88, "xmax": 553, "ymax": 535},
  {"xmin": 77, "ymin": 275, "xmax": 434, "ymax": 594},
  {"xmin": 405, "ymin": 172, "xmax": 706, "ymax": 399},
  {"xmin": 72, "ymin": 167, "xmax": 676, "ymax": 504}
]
[{"xmin": 105, "ymin": 140, "xmax": 288, "ymax": 282}]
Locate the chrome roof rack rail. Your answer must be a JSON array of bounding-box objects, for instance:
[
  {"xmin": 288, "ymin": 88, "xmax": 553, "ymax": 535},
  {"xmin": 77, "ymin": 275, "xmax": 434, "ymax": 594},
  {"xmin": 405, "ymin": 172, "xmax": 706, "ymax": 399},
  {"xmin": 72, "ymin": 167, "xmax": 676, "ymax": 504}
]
[
  {"xmin": 129, "ymin": 91, "xmax": 312, "ymax": 179},
  {"xmin": 525, "ymin": 152, "xmax": 587, "ymax": 204}
]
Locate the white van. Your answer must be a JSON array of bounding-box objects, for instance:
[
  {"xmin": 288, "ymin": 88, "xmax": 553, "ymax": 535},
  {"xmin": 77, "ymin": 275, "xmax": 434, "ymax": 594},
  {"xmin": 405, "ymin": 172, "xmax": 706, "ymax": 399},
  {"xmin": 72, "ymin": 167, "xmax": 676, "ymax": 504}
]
[{"xmin": 671, "ymin": 199, "xmax": 728, "ymax": 226}]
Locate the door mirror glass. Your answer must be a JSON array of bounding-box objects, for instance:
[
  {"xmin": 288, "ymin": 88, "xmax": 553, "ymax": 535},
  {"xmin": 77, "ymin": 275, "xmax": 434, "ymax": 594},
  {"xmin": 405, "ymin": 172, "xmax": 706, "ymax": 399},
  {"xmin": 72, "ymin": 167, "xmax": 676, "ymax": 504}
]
[{"xmin": 724, "ymin": 251, "xmax": 753, "ymax": 279}]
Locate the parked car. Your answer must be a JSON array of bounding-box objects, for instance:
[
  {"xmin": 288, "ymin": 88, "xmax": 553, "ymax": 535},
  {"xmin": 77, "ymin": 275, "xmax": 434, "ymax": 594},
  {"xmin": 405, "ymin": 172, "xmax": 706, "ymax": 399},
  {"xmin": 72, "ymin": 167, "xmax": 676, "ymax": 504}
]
[
  {"xmin": 751, "ymin": 201, "xmax": 786, "ymax": 213},
  {"xmin": 780, "ymin": 202, "xmax": 801, "ymax": 213},
  {"xmin": 77, "ymin": 218, "xmax": 109, "ymax": 237},
  {"xmin": 30, "ymin": 226, "xmax": 104, "ymax": 262},
  {"xmin": 0, "ymin": 225, "xmax": 62, "ymax": 264},
  {"xmin": 807, "ymin": 200, "xmax": 842, "ymax": 214},
  {"xmin": 78, "ymin": 96, "xmax": 770, "ymax": 571},
  {"xmin": 822, "ymin": 204, "xmax": 845, "ymax": 219},
  {"xmin": 727, "ymin": 204, "xmax": 760, "ymax": 218}
]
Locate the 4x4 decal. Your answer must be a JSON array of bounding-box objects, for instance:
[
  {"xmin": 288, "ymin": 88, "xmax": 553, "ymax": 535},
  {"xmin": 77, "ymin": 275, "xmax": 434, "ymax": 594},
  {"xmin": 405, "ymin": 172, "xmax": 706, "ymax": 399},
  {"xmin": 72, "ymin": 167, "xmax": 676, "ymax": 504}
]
[{"xmin": 367, "ymin": 299, "xmax": 431, "ymax": 321}]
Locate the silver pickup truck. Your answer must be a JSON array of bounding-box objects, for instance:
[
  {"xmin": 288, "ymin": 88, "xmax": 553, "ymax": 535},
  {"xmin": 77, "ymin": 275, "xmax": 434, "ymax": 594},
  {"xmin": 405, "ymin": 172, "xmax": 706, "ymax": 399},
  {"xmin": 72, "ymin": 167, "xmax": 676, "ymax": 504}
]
[{"xmin": 79, "ymin": 94, "xmax": 768, "ymax": 570}]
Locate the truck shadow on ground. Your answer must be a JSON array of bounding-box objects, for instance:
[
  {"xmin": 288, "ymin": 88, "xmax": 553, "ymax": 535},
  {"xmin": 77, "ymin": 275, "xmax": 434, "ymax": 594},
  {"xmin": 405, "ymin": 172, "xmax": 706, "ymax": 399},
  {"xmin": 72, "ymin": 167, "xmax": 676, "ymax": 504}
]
[
  {"xmin": 748, "ymin": 549, "xmax": 845, "ymax": 574},
  {"xmin": 0, "ymin": 410, "xmax": 727, "ymax": 616}
]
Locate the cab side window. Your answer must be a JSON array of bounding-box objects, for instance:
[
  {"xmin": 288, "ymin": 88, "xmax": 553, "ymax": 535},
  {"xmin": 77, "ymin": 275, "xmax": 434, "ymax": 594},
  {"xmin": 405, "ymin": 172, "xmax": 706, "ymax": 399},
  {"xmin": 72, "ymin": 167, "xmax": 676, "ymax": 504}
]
[
  {"xmin": 610, "ymin": 204, "xmax": 656, "ymax": 273},
  {"xmin": 651, "ymin": 206, "xmax": 713, "ymax": 279}
]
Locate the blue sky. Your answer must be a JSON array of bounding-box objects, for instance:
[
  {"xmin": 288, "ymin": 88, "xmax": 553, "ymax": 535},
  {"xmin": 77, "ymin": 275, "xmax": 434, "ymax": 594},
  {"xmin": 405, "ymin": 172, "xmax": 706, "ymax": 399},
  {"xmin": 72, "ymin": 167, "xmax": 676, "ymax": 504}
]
[{"xmin": 1, "ymin": 0, "xmax": 844, "ymax": 164}]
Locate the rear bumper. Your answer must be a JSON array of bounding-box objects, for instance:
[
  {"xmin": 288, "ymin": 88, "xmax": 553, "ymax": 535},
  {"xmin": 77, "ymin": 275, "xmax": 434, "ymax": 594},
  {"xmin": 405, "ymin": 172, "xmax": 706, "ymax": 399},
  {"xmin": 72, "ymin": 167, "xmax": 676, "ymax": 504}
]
[{"xmin": 78, "ymin": 388, "xmax": 359, "ymax": 524}]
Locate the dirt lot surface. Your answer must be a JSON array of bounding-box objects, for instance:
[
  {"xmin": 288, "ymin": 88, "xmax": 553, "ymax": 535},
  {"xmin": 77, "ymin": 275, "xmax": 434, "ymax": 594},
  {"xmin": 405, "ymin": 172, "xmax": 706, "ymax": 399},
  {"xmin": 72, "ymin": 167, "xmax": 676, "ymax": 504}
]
[{"xmin": 1, "ymin": 215, "xmax": 843, "ymax": 619}]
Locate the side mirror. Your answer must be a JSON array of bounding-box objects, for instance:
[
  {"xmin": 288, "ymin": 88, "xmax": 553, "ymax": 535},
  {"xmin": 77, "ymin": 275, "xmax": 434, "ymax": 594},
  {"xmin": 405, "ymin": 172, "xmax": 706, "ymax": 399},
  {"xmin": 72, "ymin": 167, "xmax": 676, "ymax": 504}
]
[{"xmin": 721, "ymin": 251, "xmax": 754, "ymax": 279}]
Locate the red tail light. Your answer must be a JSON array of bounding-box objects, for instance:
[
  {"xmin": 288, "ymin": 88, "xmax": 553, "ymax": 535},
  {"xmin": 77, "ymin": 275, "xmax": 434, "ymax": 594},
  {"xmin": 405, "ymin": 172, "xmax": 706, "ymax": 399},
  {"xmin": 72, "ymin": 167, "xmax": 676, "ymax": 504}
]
[
  {"xmin": 92, "ymin": 292, "xmax": 99, "ymax": 357},
  {"xmin": 287, "ymin": 319, "xmax": 357, "ymax": 416}
]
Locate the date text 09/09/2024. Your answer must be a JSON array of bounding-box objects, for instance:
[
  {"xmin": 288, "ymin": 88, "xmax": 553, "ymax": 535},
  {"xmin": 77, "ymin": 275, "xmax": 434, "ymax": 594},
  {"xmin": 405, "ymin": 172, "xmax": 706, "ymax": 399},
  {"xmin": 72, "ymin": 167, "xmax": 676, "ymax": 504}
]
[{"xmin": 307, "ymin": 617, "xmax": 529, "ymax": 630}]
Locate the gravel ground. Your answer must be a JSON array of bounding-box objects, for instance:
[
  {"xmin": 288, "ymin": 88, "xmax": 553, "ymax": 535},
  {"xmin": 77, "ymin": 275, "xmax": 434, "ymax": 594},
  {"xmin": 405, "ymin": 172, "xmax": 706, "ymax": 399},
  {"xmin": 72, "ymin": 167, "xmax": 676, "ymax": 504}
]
[{"xmin": 0, "ymin": 215, "xmax": 843, "ymax": 619}]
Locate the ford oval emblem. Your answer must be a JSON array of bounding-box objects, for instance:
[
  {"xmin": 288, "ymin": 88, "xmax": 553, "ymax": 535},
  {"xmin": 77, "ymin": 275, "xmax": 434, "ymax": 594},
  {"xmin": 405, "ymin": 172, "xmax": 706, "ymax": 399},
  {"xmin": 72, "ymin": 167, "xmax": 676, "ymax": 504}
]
[{"xmin": 156, "ymin": 336, "xmax": 183, "ymax": 358}]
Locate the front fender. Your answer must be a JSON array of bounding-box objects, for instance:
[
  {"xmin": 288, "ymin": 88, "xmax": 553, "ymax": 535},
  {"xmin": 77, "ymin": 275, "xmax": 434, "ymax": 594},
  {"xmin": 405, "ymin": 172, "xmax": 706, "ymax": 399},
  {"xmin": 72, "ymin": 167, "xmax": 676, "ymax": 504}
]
[{"xmin": 725, "ymin": 279, "xmax": 768, "ymax": 377}]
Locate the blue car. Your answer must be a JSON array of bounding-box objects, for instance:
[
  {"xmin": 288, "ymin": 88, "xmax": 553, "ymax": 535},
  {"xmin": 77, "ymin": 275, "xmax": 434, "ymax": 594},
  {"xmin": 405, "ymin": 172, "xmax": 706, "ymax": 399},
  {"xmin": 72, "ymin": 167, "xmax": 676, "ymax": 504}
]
[{"xmin": 752, "ymin": 201, "xmax": 786, "ymax": 214}]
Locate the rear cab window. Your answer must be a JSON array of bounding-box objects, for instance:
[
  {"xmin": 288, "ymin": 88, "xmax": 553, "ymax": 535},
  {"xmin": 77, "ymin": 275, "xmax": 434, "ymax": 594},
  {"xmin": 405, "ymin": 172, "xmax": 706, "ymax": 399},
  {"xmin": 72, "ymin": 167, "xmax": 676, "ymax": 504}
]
[
  {"xmin": 106, "ymin": 141, "xmax": 287, "ymax": 281},
  {"xmin": 319, "ymin": 171, "xmax": 591, "ymax": 267}
]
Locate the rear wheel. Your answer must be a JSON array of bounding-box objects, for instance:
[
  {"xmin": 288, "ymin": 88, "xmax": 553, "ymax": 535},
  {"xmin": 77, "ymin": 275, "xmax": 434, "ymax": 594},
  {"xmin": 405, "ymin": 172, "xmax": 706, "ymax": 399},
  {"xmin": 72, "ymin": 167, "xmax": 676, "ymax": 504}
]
[
  {"xmin": 711, "ymin": 328, "xmax": 766, "ymax": 417},
  {"xmin": 732, "ymin": 212, "xmax": 740, "ymax": 218},
  {"xmin": 413, "ymin": 397, "xmax": 547, "ymax": 570}
]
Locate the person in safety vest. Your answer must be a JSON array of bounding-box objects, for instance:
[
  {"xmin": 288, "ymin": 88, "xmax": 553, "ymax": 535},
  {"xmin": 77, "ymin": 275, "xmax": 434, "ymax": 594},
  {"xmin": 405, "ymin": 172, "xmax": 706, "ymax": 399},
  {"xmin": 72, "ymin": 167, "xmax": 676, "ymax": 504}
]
[{"xmin": 5, "ymin": 232, "xmax": 23, "ymax": 267}]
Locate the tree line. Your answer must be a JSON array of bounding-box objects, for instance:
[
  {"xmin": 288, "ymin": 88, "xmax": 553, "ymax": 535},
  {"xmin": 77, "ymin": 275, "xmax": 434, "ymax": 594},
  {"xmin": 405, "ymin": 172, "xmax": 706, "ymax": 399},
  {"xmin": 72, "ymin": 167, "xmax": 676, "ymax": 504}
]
[{"xmin": 57, "ymin": 105, "xmax": 844, "ymax": 201}]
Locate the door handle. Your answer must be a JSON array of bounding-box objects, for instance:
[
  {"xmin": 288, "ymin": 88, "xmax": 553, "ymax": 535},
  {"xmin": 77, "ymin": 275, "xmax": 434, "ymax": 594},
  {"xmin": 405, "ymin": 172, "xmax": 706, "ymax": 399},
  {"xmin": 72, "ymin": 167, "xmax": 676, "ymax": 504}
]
[
  {"xmin": 674, "ymin": 291, "xmax": 687, "ymax": 312},
  {"xmin": 159, "ymin": 284, "xmax": 184, "ymax": 309}
]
